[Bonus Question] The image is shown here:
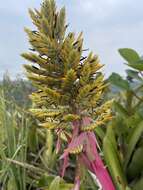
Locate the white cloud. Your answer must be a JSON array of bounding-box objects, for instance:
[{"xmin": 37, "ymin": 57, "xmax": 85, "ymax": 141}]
[
  {"xmin": 79, "ymin": 0, "xmax": 95, "ymax": 12},
  {"xmin": 1, "ymin": 0, "xmax": 143, "ymax": 77},
  {"xmin": 0, "ymin": 0, "xmax": 40, "ymax": 15}
]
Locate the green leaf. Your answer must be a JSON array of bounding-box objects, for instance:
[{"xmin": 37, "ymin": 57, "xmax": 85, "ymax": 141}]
[
  {"xmin": 38, "ymin": 174, "xmax": 55, "ymax": 187},
  {"xmin": 124, "ymin": 121, "xmax": 143, "ymax": 168},
  {"xmin": 118, "ymin": 48, "xmax": 140, "ymax": 63},
  {"xmin": 127, "ymin": 147, "xmax": 143, "ymax": 179},
  {"xmin": 132, "ymin": 177, "xmax": 143, "ymax": 190},
  {"xmin": 60, "ymin": 183, "xmax": 74, "ymax": 190},
  {"xmin": 109, "ymin": 73, "xmax": 130, "ymax": 90},
  {"xmin": 128, "ymin": 60, "xmax": 143, "ymax": 71},
  {"xmin": 7, "ymin": 178, "xmax": 18, "ymax": 190},
  {"xmin": 103, "ymin": 125, "xmax": 127, "ymax": 190},
  {"xmin": 28, "ymin": 124, "xmax": 38, "ymax": 152},
  {"xmin": 126, "ymin": 69, "xmax": 142, "ymax": 81},
  {"xmin": 113, "ymin": 102, "xmax": 129, "ymax": 118},
  {"xmin": 125, "ymin": 113, "xmax": 142, "ymax": 129},
  {"xmin": 125, "ymin": 187, "xmax": 132, "ymax": 190},
  {"xmin": 38, "ymin": 175, "xmax": 73, "ymax": 190},
  {"xmin": 94, "ymin": 126, "xmax": 105, "ymax": 140},
  {"xmin": 112, "ymin": 117, "xmax": 127, "ymax": 136},
  {"xmin": 49, "ymin": 176, "xmax": 60, "ymax": 190}
]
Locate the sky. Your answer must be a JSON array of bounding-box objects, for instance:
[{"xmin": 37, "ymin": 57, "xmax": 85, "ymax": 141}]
[{"xmin": 0, "ymin": 0, "xmax": 143, "ymax": 78}]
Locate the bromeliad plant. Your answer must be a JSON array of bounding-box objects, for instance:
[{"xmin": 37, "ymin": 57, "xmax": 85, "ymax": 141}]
[
  {"xmin": 106, "ymin": 48, "xmax": 143, "ymax": 190},
  {"xmin": 22, "ymin": 0, "xmax": 115, "ymax": 189}
]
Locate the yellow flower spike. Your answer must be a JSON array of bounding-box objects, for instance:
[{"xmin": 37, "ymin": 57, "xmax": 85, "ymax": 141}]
[
  {"xmin": 94, "ymin": 100, "xmax": 114, "ymax": 115},
  {"xmin": 81, "ymin": 123, "xmax": 98, "ymax": 132},
  {"xmin": 69, "ymin": 145, "xmax": 83, "ymax": 155},
  {"xmin": 60, "ymin": 131, "xmax": 68, "ymax": 142},
  {"xmin": 81, "ymin": 113, "xmax": 113, "ymax": 132},
  {"xmin": 39, "ymin": 122, "xmax": 58, "ymax": 129},
  {"xmin": 29, "ymin": 108, "xmax": 61, "ymax": 118},
  {"xmin": 63, "ymin": 114, "xmax": 80, "ymax": 122},
  {"xmin": 22, "ymin": 1, "xmax": 116, "ymax": 189}
]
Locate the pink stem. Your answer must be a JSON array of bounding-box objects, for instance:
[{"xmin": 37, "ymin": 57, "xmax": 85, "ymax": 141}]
[
  {"xmin": 60, "ymin": 120, "xmax": 80, "ymax": 177},
  {"xmin": 82, "ymin": 117, "xmax": 115, "ymax": 190},
  {"xmin": 56, "ymin": 135, "xmax": 61, "ymax": 154},
  {"xmin": 87, "ymin": 132, "xmax": 115, "ymax": 190},
  {"xmin": 60, "ymin": 154, "xmax": 69, "ymax": 178},
  {"xmin": 72, "ymin": 176, "xmax": 80, "ymax": 190},
  {"xmin": 79, "ymin": 153, "xmax": 93, "ymax": 172}
]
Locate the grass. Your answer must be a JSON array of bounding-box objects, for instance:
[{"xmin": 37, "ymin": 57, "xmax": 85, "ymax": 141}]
[{"xmin": 0, "ymin": 89, "xmax": 29, "ymax": 190}]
